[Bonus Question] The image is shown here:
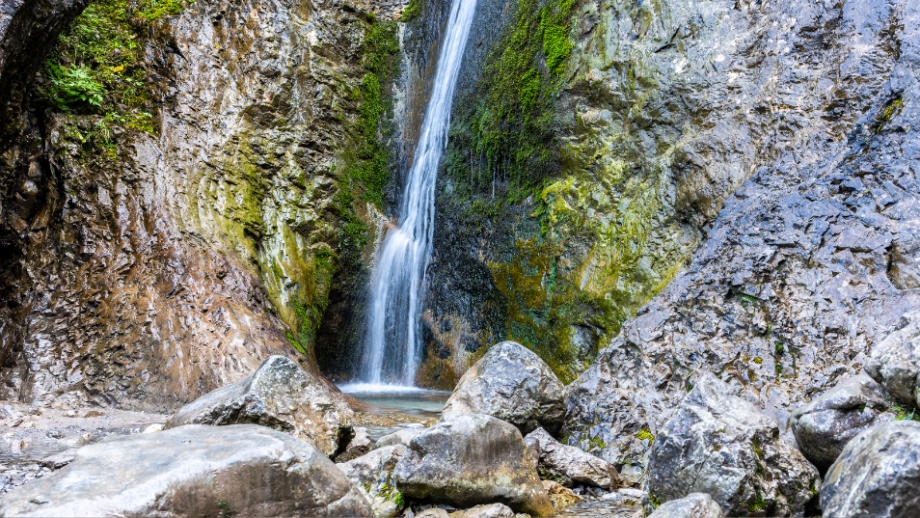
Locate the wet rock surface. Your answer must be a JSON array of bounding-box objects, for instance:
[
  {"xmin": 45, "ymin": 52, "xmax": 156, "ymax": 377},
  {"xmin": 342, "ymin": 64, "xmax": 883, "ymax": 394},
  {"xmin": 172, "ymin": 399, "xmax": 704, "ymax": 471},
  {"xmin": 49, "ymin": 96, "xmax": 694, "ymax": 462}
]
[
  {"xmin": 393, "ymin": 414, "xmax": 553, "ymax": 516},
  {"xmin": 647, "ymin": 375, "xmax": 820, "ymax": 517},
  {"xmin": 442, "ymin": 341, "xmax": 566, "ymax": 435},
  {"xmin": 564, "ymin": 0, "xmax": 920, "ymax": 470},
  {"xmin": 821, "ymin": 420, "xmax": 920, "ymax": 518},
  {"xmin": 337, "ymin": 444, "xmax": 408, "ymax": 518},
  {"xmin": 0, "ymin": 424, "xmax": 374, "ymax": 517},
  {"xmin": 525, "ymin": 427, "xmax": 619, "ymax": 489},
  {"xmin": 647, "ymin": 493, "xmax": 723, "ymax": 518},
  {"xmin": 790, "ymin": 374, "xmax": 895, "ymax": 471},
  {"xmin": 165, "ymin": 356, "xmax": 354, "ymax": 457},
  {"xmin": 865, "ymin": 309, "xmax": 920, "ymax": 407}
]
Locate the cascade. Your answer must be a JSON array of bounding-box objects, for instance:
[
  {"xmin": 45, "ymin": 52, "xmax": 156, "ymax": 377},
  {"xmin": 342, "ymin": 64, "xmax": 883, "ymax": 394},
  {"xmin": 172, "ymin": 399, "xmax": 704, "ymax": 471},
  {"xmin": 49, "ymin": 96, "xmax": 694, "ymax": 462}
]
[{"xmin": 358, "ymin": 0, "xmax": 478, "ymax": 386}]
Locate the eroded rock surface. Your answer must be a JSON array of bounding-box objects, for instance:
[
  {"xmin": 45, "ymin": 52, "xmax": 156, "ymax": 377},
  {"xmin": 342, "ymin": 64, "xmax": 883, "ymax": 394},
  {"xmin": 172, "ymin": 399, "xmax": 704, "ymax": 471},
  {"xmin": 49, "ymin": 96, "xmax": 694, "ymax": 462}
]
[
  {"xmin": 393, "ymin": 414, "xmax": 553, "ymax": 516},
  {"xmin": 790, "ymin": 374, "xmax": 895, "ymax": 471},
  {"xmin": 336, "ymin": 426, "xmax": 373, "ymax": 462},
  {"xmin": 442, "ymin": 341, "xmax": 566, "ymax": 435},
  {"xmin": 525, "ymin": 427, "xmax": 619, "ymax": 489},
  {"xmin": 648, "ymin": 493, "xmax": 723, "ymax": 518},
  {"xmin": 647, "ymin": 375, "xmax": 819, "ymax": 517},
  {"xmin": 337, "ymin": 444, "xmax": 408, "ymax": 518},
  {"xmin": 165, "ymin": 356, "xmax": 354, "ymax": 457},
  {"xmin": 0, "ymin": 424, "xmax": 373, "ymax": 517},
  {"xmin": 564, "ymin": 0, "xmax": 920, "ymax": 470},
  {"xmin": 821, "ymin": 420, "xmax": 920, "ymax": 518},
  {"xmin": 866, "ymin": 310, "xmax": 920, "ymax": 407}
]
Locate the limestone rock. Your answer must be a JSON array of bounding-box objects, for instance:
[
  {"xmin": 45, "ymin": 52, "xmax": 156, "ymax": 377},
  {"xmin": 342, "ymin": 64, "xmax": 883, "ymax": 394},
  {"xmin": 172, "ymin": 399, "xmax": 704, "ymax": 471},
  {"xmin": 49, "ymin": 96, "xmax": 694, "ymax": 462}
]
[
  {"xmin": 790, "ymin": 375, "xmax": 895, "ymax": 471},
  {"xmin": 336, "ymin": 426, "xmax": 372, "ymax": 462},
  {"xmin": 376, "ymin": 427, "xmax": 426, "ymax": 449},
  {"xmin": 541, "ymin": 481, "xmax": 582, "ymax": 509},
  {"xmin": 417, "ymin": 509, "xmax": 450, "ymax": 518},
  {"xmin": 648, "ymin": 493, "xmax": 724, "ymax": 518},
  {"xmin": 337, "ymin": 445, "xmax": 408, "ymax": 518},
  {"xmin": 865, "ymin": 310, "xmax": 920, "ymax": 407},
  {"xmin": 821, "ymin": 421, "xmax": 920, "ymax": 518},
  {"xmin": 393, "ymin": 414, "xmax": 553, "ymax": 516},
  {"xmin": 441, "ymin": 341, "xmax": 566, "ymax": 436},
  {"xmin": 0, "ymin": 424, "xmax": 373, "ymax": 517},
  {"xmin": 524, "ymin": 427, "xmax": 619, "ymax": 488},
  {"xmin": 165, "ymin": 356, "xmax": 354, "ymax": 457},
  {"xmin": 647, "ymin": 375, "xmax": 820, "ymax": 517},
  {"xmin": 449, "ymin": 503, "xmax": 515, "ymax": 518}
]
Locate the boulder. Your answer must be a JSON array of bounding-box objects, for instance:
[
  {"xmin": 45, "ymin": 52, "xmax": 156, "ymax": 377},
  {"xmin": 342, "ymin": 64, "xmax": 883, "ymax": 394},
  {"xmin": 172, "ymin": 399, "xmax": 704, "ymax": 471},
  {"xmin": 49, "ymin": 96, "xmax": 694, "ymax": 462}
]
[
  {"xmin": 541, "ymin": 480, "xmax": 582, "ymax": 509},
  {"xmin": 790, "ymin": 375, "xmax": 895, "ymax": 471},
  {"xmin": 865, "ymin": 310, "xmax": 920, "ymax": 407},
  {"xmin": 449, "ymin": 503, "xmax": 515, "ymax": 518},
  {"xmin": 524, "ymin": 427, "xmax": 619, "ymax": 488},
  {"xmin": 821, "ymin": 420, "xmax": 920, "ymax": 518},
  {"xmin": 441, "ymin": 341, "xmax": 566, "ymax": 435},
  {"xmin": 336, "ymin": 426, "xmax": 372, "ymax": 462},
  {"xmin": 393, "ymin": 414, "xmax": 553, "ymax": 516},
  {"xmin": 647, "ymin": 374, "xmax": 820, "ymax": 517},
  {"xmin": 417, "ymin": 509, "xmax": 450, "ymax": 518},
  {"xmin": 601, "ymin": 488, "xmax": 646, "ymax": 507},
  {"xmin": 376, "ymin": 427, "xmax": 426, "ymax": 449},
  {"xmin": 0, "ymin": 424, "xmax": 372, "ymax": 517},
  {"xmin": 648, "ymin": 493, "xmax": 724, "ymax": 518},
  {"xmin": 337, "ymin": 445, "xmax": 408, "ymax": 518},
  {"xmin": 165, "ymin": 356, "xmax": 354, "ymax": 457}
]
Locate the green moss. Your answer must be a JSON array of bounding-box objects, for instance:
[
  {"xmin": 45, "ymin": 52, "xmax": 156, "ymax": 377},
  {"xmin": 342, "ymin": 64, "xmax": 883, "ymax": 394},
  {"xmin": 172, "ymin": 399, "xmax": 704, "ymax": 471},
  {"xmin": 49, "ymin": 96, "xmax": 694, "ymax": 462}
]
[
  {"xmin": 400, "ymin": 0, "xmax": 422, "ymax": 23},
  {"xmin": 893, "ymin": 403, "xmax": 920, "ymax": 422},
  {"xmin": 635, "ymin": 428, "xmax": 655, "ymax": 443},
  {"xmin": 588, "ymin": 436, "xmax": 606, "ymax": 450},
  {"xmin": 749, "ymin": 494, "xmax": 767, "ymax": 512}
]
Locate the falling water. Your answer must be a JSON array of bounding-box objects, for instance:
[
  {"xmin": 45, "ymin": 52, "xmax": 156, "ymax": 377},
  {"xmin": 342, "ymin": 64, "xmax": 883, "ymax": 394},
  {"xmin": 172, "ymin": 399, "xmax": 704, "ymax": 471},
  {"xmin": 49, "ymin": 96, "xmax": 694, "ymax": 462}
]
[{"xmin": 360, "ymin": 0, "xmax": 478, "ymax": 386}]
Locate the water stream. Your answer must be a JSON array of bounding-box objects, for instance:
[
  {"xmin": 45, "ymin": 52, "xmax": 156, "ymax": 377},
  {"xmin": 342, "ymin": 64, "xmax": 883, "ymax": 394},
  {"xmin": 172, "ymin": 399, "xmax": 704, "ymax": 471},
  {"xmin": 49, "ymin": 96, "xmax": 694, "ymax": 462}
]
[{"xmin": 361, "ymin": 0, "xmax": 479, "ymax": 386}]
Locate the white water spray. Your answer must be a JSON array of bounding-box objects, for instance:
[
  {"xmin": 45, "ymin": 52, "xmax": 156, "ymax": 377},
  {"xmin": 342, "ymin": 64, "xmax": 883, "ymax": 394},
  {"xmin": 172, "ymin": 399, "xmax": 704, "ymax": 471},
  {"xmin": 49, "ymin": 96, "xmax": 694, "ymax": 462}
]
[{"xmin": 360, "ymin": 0, "xmax": 478, "ymax": 386}]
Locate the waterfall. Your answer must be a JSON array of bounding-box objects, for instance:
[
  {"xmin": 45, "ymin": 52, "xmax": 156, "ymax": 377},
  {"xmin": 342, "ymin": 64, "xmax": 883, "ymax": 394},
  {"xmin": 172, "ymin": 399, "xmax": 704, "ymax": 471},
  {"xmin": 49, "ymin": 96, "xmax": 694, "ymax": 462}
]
[{"xmin": 360, "ymin": 0, "xmax": 478, "ymax": 386}]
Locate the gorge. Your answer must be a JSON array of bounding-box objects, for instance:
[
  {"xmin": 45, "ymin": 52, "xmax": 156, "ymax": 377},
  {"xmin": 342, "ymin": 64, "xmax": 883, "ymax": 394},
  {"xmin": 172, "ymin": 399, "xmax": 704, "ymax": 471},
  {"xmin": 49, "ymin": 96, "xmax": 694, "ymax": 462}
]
[{"xmin": 0, "ymin": 0, "xmax": 919, "ymax": 516}]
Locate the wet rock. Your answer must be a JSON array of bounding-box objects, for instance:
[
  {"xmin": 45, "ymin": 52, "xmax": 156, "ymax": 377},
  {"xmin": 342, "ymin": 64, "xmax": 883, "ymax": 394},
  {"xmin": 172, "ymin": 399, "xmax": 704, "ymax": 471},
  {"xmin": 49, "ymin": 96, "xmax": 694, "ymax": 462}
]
[
  {"xmin": 790, "ymin": 375, "xmax": 895, "ymax": 471},
  {"xmin": 393, "ymin": 414, "xmax": 553, "ymax": 516},
  {"xmin": 821, "ymin": 421, "xmax": 920, "ymax": 518},
  {"xmin": 449, "ymin": 503, "xmax": 515, "ymax": 518},
  {"xmin": 542, "ymin": 480, "xmax": 582, "ymax": 509},
  {"xmin": 865, "ymin": 310, "xmax": 920, "ymax": 407},
  {"xmin": 337, "ymin": 444, "xmax": 408, "ymax": 518},
  {"xmin": 165, "ymin": 356, "xmax": 354, "ymax": 457},
  {"xmin": 442, "ymin": 341, "xmax": 566, "ymax": 435},
  {"xmin": 376, "ymin": 426, "xmax": 426, "ymax": 449},
  {"xmin": 648, "ymin": 493, "xmax": 723, "ymax": 518},
  {"xmin": 336, "ymin": 426, "xmax": 372, "ymax": 462},
  {"xmin": 647, "ymin": 375, "xmax": 820, "ymax": 517},
  {"xmin": 0, "ymin": 424, "xmax": 373, "ymax": 517},
  {"xmin": 524, "ymin": 427, "xmax": 619, "ymax": 489}
]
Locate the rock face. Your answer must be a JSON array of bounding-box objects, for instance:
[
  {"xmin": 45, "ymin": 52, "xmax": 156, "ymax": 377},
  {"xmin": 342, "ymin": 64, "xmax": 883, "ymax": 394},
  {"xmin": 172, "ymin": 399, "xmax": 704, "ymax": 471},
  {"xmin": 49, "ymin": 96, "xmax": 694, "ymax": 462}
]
[
  {"xmin": 336, "ymin": 426, "xmax": 373, "ymax": 462},
  {"xmin": 647, "ymin": 375, "xmax": 820, "ymax": 517},
  {"xmin": 866, "ymin": 310, "xmax": 920, "ymax": 407},
  {"xmin": 337, "ymin": 445, "xmax": 408, "ymax": 518},
  {"xmin": 0, "ymin": 424, "xmax": 373, "ymax": 517},
  {"xmin": 441, "ymin": 341, "xmax": 566, "ymax": 435},
  {"xmin": 821, "ymin": 421, "xmax": 920, "ymax": 518},
  {"xmin": 541, "ymin": 481, "xmax": 582, "ymax": 509},
  {"xmin": 165, "ymin": 356, "xmax": 354, "ymax": 457},
  {"xmin": 392, "ymin": 414, "xmax": 553, "ymax": 516},
  {"xmin": 790, "ymin": 375, "xmax": 895, "ymax": 471},
  {"xmin": 564, "ymin": 0, "xmax": 920, "ymax": 469},
  {"xmin": 524, "ymin": 427, "xmax": 619, "ymax": 489},
  {"xmin": 649, "ymin": 493, "xmax": 724, "ymax": 518}
]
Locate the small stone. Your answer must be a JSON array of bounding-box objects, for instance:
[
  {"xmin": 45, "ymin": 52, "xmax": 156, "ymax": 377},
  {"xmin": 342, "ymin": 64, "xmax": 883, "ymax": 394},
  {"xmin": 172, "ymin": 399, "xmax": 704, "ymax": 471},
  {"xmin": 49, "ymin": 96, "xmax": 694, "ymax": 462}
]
[
  {"xmin": 143, "ymin": 423, "xmax": 164, "ymax": 434},
  {"xmin": 541, "ymin": 480, "xmax": 581, "ymax": 509},
  {"xmin": 449, "ymin": 503, "xmax": 515, "ymax": 518}
]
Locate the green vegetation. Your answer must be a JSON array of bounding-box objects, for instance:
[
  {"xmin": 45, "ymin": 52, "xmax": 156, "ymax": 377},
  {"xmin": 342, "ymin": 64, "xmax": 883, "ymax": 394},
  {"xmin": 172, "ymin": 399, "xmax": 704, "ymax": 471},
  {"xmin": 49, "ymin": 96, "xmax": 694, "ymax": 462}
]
[
  {"xmin": 401, "ymin": 0, "xmax": 422, "ymax": 23},
  {"xmin": 589, "ymin": 436, "xmax": 606, "ymax": 450},
  {"xmin": 749, "ymin": 494, "xmax": 767, "ymax": 513},
  {"xmin": 875, "ymin": 97, "xmax": 903, "ymax": 133},
  {"xmin": 635, "ymin": 428, "xmax": 655, "ymax": 443},
  {"xmin": 892, "ymin": 403, "xmax": 920, "ymax": 422}
]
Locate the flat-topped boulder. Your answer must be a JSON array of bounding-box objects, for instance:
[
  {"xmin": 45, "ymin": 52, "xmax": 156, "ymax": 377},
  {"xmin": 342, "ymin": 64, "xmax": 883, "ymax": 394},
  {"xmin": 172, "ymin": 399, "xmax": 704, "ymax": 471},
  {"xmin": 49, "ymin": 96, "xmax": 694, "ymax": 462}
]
[
  {"xmin": 393, "ymin": 414, "xmax": 553, "ymax": 516},
  {"xmin": 0, "ymin": 424, "xmax": 372, "ymax": 517},
  {"xmin": 165, "ymin": 355, "xmax": 354, "ymax": 457},
  {"xmin": 790, "ymin": 375, "xmax": 894, "ymax": 471},
  {"xmin": 441, "ymin": 341, "xmax": 566, "ymax": 436}
]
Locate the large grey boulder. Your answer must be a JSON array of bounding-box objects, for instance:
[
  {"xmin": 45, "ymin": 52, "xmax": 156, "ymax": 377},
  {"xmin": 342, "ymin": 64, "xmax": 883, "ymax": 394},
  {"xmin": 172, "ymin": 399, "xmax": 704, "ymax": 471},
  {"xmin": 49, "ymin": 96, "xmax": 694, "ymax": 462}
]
[
  {"xmin": 165, "ymin": 356, "xmax": 354, "ymax": 457},
  {"xmin": 647, "ymin": 375, "xmax": 820, "ymax": 517},
  {"xmin": 393, "ymin": 414, "xmax": 553, "ymax": 516},
  {"xmin": 648, "ymin": 493, "xmax": 724, "ymax": 518},
  {"xmin": 441, "ymin": 341, "xmax": 566, "ymax": 435},
  {"xmin": 0, "ymin": 424, "xmax": 372, "ymax": 517},
  {"xmin": 337, "ymin": 445, "xmax": 408, "ymax": 517},
  {"xmin": 790, "ymin": 375, "xmax": 895, "ymax": 471},
  {"xmin": 866, "ymin": 310, "xmax": 920, "ymax": 407},
  {"xmin": 524, "ymin": 427, "xmax": 619, "ymax": 488},
  {"xmin": 821, "ymin": 420, "xmax": 920, "ymax": 518}
]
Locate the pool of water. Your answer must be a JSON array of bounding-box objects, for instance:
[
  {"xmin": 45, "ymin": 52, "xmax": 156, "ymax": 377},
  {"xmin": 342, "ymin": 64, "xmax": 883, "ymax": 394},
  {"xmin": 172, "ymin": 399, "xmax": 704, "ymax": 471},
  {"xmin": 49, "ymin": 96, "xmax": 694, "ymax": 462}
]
[{"xmin": 338, "ymin": 383, "xmax": 450, "ymax": 441}]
